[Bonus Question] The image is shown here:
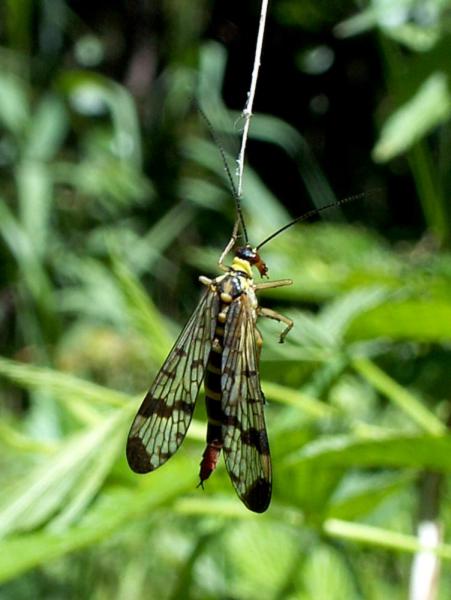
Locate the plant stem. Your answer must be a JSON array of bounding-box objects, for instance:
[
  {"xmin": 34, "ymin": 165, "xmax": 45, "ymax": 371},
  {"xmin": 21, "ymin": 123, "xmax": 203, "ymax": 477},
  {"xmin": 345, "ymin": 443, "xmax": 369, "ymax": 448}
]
[
  {"xmin": 352, "ymin": 357, "xmax": 445, "ymax": 436},
  {"xmin": 236, "ymin": 0, "xmax": 269, "ymax": 198}
]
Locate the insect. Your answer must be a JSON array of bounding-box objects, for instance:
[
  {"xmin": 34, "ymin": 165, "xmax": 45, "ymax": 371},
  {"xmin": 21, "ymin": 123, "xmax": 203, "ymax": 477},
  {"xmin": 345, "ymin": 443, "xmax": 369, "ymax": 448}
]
[
  {"xmin": 126, "ymin": 187, "xmax": 358, "ymax": 512},
  {"xmin": 125, "ymin": 100, "xmax": 360, "ymax": 511},
  {"xmin": 126, "ymin": 213, "xmax": 293, "ymax": 513}
]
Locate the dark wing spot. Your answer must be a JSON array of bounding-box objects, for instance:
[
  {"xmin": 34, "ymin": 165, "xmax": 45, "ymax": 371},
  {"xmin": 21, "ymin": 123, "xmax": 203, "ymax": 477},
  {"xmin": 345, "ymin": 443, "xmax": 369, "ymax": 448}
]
[
  {"xmin": 224, "ymin": 415, "xmax": 240, "ymax": 429},
  {"xmin": 175, "ymin": 399, "xmax": 195, "ymax": 414},
  {"xmin": 223, "ymin": 366, "xmax": 236, "ymax": 383},
  {"xmin": 241, "ymin": 428, "xmax": 270, "ymax": 455},
  {"xmin": 161, "ymin": 368, "xmax": 176, "ymax": 379},
  {"xmin": 256, "ymin": 429, "xmax": 270, "ymax": 455},
  {"xmin": 138, "ymin": 394, "xmax": 159, "ymax": 418},
  {"xmin": 126, "ymin": 437, "xmax": 153, "ymax": 473},
  {"xmin": 243, "ymin": 368, "xmax": 257, "ymax": 378},
  {"xmin": 246, "ymin": 397, "xmax": 260, "ymax": 405},
  {"xmin": 175, "ymin": 348, "xmax": 188, "ymax": 357},
  {"xmin": 155, "ymin": 400, "xmax": 193, "ymax": 418},
  {"xmin": 242, "ymin": 477, "xmax": 271, "ymax": 513}
]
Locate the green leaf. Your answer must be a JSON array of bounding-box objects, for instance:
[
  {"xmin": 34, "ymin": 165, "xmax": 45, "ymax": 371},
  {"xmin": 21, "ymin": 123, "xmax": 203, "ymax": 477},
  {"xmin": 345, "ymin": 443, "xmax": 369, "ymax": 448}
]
[
  {"xmin": 353, "ymin": 358, "xmax": 445, "ymax": 435},
  {"xmin": 47, "ymin": 424, "xmax": 126, "ymax": 531},
  {"xmin": 323, "ymin": 518, "xmax": 451, "ymax": 559},
  {"xmin": 0, "ymin": 356, "xmax": 131, "ymax": 408},
  {"xmin": 320, "ymin": 287, "xmax": 391, "ymax": 343},
  {"xmin": 224, "ymin": 521, "xmax": 301, "ymax": 599},
  {"xmin": 0, "ymin": 405, "xmax": 134, "ymax": 538},
  {"xmin": 17, "ymin": 161, "xmax": 53, "ymax": 258},
  {"xmin": 285, "ymin": 432, "xmax": 451, "ymax": 472},
  {"xmin": 24, "ymin": 94, "xmax": 67, "ymax": 161},
  {"xmin": 112, "ymin": 258, "xmax": 173, "ymax": 362},
  {"xmin": 262, "ymin": 381, "xmax": 336, "ymax": 418},
  {"xmin": 0, "ymin": 72, "xmax": 29, "ymax": 133},
  {"xmin": 0, "ymin": 200, "xmax": 55, "ymax": 315},
  {"xmin": 327, "ymin": 472, "xmax": 414, "ymax": 520},
  {"xmin": 335, "ymin": 2, "xmax": 441, "ymax": 51},
  {"xmin": 0, "ymin": 468, "xmax": 195, "ymax": 583},
  {"xmin": 348, "ymin": 298, "xmax": 451, "ymax": 342},
  {"xmin": 301, "ymin": 544, "xmax": 360, "ymax": 600},
  {"xmin": 373, "ymin": 72, "xmax": 451, "ymax": 162},
  {"xmin": 59, "ymin": 70, "xmax": 142, "ymax": 167}
]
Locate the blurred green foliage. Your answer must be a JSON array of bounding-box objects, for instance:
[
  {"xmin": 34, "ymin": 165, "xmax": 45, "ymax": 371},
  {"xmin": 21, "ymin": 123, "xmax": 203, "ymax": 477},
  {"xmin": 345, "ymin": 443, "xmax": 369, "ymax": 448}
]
[{"xmin": 1, "ymin": 1, "xmax": 451, "ymax": 599}]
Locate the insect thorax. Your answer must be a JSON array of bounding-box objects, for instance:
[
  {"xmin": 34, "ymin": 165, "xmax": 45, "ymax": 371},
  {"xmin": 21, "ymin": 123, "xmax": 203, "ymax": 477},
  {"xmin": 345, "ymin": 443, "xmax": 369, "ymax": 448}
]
[{"xmin": 218, "ymin": 272, "xmax": 246, "ymax": 299}]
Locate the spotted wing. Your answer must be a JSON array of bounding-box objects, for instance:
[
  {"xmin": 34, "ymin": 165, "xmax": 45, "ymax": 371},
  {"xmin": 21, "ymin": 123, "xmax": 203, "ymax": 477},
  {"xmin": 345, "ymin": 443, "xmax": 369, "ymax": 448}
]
[
  {"xmin": 221, "ymin": 295, "xmax": 271, "ymax": 513},
  {"xmin": 127, "ymin": 289, "xmax": 219, "ymax": 473}
]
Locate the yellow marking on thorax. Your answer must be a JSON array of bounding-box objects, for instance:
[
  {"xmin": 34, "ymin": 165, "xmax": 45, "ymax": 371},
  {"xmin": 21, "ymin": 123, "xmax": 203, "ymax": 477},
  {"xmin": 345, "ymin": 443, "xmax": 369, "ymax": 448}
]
[{"xmin": 231, "ymin": 257, "xmax": 252, "ymax": 278}]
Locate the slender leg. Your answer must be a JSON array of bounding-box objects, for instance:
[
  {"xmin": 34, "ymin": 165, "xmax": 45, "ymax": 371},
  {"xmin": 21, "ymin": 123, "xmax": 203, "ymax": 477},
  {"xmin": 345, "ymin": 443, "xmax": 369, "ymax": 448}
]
[
  {"xmin": 199, "ymin": 275, "xmax": 212, "ymax": 287},
  {"xmin": 218, "ymin": 218, "xmax": 240, "ymax": 272},
  {"xmin": 254, "ymin": 326, "xmax": 267, "ymax": 404},
  {"xmin": 254, "ymin": 326, "xmax": 264, "ymax": 362},
  {"xmin": 255, "ymin": 279, "xmax": 292, "ymax": 291},
  {"xmin": 257, "ymin": 306, "xmax": 293, "ymax": 343}
]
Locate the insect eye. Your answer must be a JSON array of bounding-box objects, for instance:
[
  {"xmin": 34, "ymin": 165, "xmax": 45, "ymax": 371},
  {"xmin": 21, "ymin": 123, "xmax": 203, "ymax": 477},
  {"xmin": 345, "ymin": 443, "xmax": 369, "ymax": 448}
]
[{"xmin": 236, "ymin": 246, "xmax": 257, "ymax": 262}]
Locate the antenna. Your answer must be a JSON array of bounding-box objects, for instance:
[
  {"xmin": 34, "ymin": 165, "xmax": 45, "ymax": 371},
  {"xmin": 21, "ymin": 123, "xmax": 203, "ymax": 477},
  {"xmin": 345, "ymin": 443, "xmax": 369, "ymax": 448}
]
[
  {"xmin": 256, "ymin": 192, "xmax": 369, "ymax": 250},
  {"xmin": 196, "ymin": 104, "xmax": 249, "ymax": 245}
]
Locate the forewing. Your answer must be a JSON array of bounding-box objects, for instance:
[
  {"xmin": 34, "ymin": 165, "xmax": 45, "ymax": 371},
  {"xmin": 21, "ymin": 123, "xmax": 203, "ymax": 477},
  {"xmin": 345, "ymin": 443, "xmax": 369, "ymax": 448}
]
[
  {"xmin": 221, "ymin": 295, "xmax": 272, "ymax": 513},
  {"xmin": 127, "ymin": 289, "xmax": 219, "ymax": 473}
]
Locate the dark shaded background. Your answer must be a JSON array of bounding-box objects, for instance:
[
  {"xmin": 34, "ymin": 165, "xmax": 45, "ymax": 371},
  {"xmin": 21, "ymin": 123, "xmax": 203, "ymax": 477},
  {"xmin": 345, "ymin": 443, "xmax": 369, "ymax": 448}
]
[{"xmin": 61, "ymin": 0, "xmax": 422, "ymax": 239}]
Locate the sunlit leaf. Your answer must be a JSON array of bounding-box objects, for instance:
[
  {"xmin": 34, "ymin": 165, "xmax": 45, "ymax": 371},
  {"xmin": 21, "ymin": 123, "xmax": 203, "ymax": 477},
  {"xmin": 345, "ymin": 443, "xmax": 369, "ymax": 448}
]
[{"xmin": 373, "ymin": 73, "xmax": 451, "ymax": 162}]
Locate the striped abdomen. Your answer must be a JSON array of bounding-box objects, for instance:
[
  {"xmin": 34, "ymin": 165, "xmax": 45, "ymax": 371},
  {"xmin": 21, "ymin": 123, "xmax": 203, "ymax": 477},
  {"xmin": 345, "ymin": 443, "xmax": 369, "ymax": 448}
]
[{"xmin": 198, "ymin": 308, "xmax": 227, "ymax": 485}]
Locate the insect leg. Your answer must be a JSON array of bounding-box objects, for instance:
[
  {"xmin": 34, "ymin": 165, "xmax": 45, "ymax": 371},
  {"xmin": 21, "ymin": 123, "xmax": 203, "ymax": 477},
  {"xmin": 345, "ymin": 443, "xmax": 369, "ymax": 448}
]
[
  {"xmin": 257, "ymin": 306, "xmax": 293, "ymax": 343},
  {"xmin": 218, "ymin": 218, "xmax": 240, "ymax": 271},
  {"xmin": 255, "ymin": 279, "xmax": 292, "ymax": 291},
  {"xmin": 254, "ymin": 325, "xmax": 264, "ymax": 362},
  {"xmin": 199, "ymin": 275, "xmax": 212, "ymax": 286}
]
